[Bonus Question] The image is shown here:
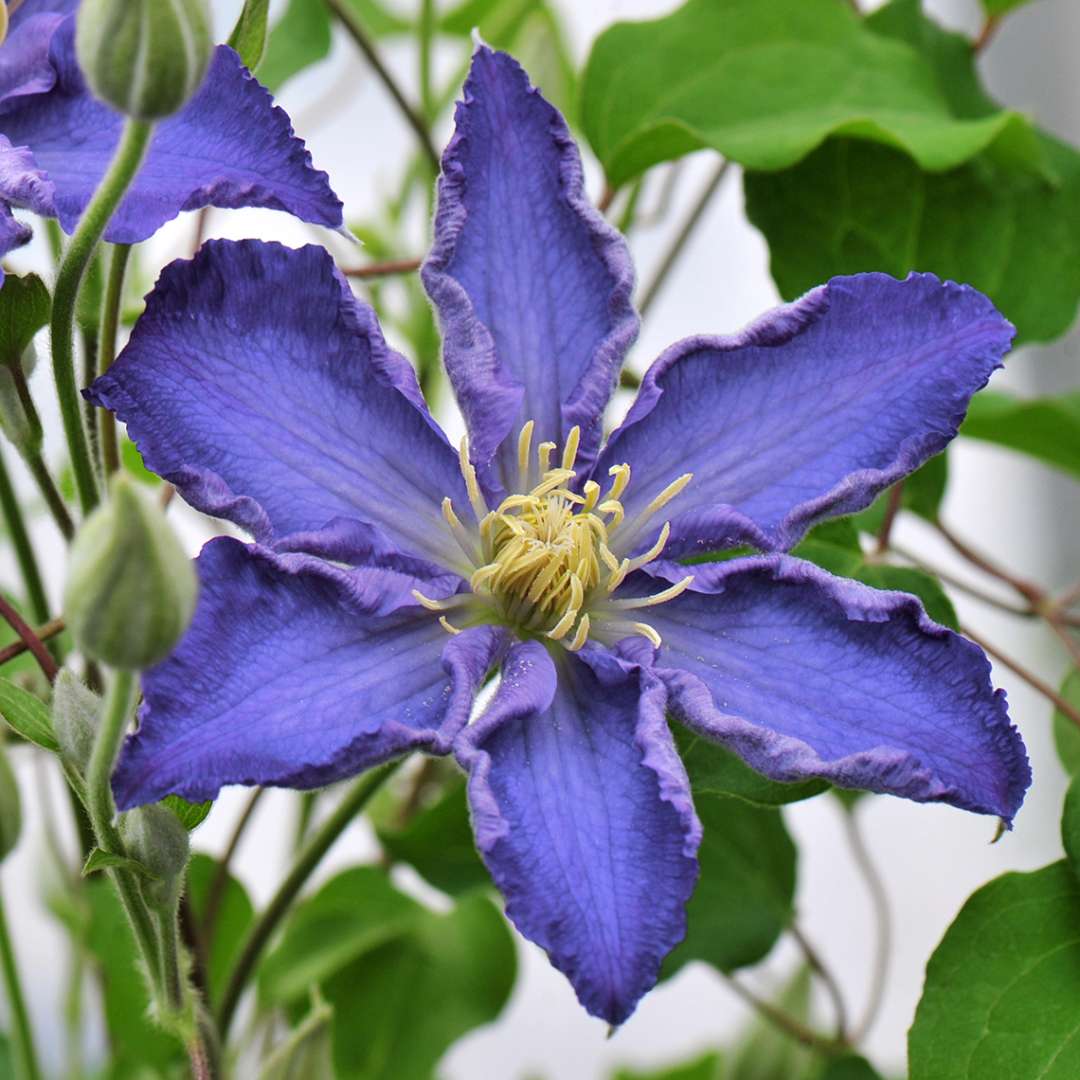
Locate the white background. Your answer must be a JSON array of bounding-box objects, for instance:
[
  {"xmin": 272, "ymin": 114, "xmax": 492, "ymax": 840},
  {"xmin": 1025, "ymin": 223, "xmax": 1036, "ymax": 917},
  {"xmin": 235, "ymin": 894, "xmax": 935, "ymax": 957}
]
[{"xmin": 3, "ymin": 0, "xmax": 1079, "ymax": 1076}]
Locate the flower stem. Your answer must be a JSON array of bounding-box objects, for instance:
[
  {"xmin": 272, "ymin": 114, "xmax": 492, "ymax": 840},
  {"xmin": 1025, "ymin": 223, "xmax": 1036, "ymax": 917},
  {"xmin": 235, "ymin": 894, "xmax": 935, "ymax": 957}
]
[
  {"xmin": 342, "ymin": 256, "xmax": 422, "ymax": 279},
  {"xmin": 0, "ymin": 616, "xmax": 65, "ymax": 669},
  {"xmin": 215, "ymin": 759, "xmax": 404, "ymax": 1040},
  {"xmin": 83, "ymin": 668, "xmax": 162, "ymax": 981},
  {"xmin": 723, "ymin": 974, "xmax": 845, "ymax": 1056},
  {"xmin": 0, "ymin": 447, "xmax": 49, "ymax": 626},
  {"xmin": 638, "ymin": 159, "xmax": 730, "ymax": 317},
  {"xmin": 789, "ymin": 922, "xmax": 848, "ymax": 1043},
  {"xmin": 0, "ymin": 592, "xmax": 57, "ymax": 683},
  {"xmin": 50, "ymin": 118, "xmax": 154, "ymax": 515},
  {"xmin": 99, "ymin": 243, "xmax": 133, "ymax": 476},
  {"xmin": 0, "ymin": 883, "xmax": 42, "ymax": 1080},
  {"xmin": 841, "ymin": 804, "xmax": 891, "ymax": 1045},
  {"xmin": 325, "ymin": 0, "xmax": 440, "ymax": 175},
  {"xmin": 874, "ymin": 480, "xmax": 904, "ymax": 554},
  {"xmin": 201, "ymin": 786, "xmax": 265, "ymax": 951}
]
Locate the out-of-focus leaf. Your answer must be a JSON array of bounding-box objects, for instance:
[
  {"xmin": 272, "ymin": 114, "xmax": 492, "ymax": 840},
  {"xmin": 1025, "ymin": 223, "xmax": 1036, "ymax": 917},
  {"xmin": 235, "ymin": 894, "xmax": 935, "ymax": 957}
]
[
  {"xmin": 0, "ymin": 677, "xmax": 58, "ymax": 752},
  {"xmin": 729, "ymin": 965, "xmax": 814, "ymax": 1080},
  {"xmin": 613, "ymin": 1052, "xmax": 723, "ymax": 1080},
  {"xmin": 162, "ymin": 795, "xmax": 212, "ymax": 831},
  {"xmin": 377, "ymin": 780, "xmax": 487, "ymax": 897},
  {"xmin": 0, "ymin": 745, "xmax": 20, "ymax": 861},
  {"xmin": 326, "ymin": 893, "xmax": 516, "ymax": 1080},
  {"xmin": 228, "ymin": 0, "xmax": 270, "ymax": 70},
  {"xmin": 259, "ymin": 867, "xmax": 424, "ymax": 1007},
  {"xmin": 1063, "ymin": 776, "xmax": 1080, "ymax": 882},
  {"xmin": 120, "ymin": 436, "xmax": 161, "ymax": 486},
  {"xmin": 961, "ymin": 390, "xmax": 1080, "ymax": 479},
  {"xmin": 186, "ymin": 853, "xmax": 255, "ymax": 1005},
  {"xmin": 981, "ymin": 0, "xmax": 1039, "ymax": 15},
  {"xmin": 908, "ymin": 861, "xmax": 1080, "ymax": 1078},
  {"xmin": 1052, "ymin": 669, "xmax": 1080, "ymax": 775},
  {"xmin": 676, "ymin": 724, "xmax": 827, "ymax": 808},
  {"xmin": 581, "ymin": 0, "xmax": 1046, "ymax": 187},
  {"xmin": 342, "ymin": 0, "xmax": 411, "ymax": 37},
  {"xmin": 257, "ymin": 0, "xmax": 331, "ymax": 92},
  {"xmin": 663, "ymin": 784, "xmax": 796, "ymax": 976},
  {"xmin": 0, "ymin": 274, "xmax": 49, "ymax": 364},
  {"xmin": 815, "ymin": 1056, "xmax": 885, "ymax": 1080}
]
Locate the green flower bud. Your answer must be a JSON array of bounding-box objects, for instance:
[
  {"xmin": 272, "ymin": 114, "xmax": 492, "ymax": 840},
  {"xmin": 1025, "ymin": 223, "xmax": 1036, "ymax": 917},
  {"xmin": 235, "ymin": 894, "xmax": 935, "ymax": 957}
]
[
  {"xmin": 64, "ymin": 474, "xmax": 198, "ymax": 670},
  {"xmin": 0, "ymin": 343, "xmax": 40, "ymax": 454},
  {"xmin": 76, "ymin": 0, "xmax": 212, "ymax": 120},
  {"xmin": 0, "ymin": 745, "xmax": 22, "ymax": 863},
  {"xmin": 53, "ymin": 670, "xmax": 101, "ymax": 773},
  {"xmin": 121, "ymin": 804, "xmax": 189, "ymax": 910}
]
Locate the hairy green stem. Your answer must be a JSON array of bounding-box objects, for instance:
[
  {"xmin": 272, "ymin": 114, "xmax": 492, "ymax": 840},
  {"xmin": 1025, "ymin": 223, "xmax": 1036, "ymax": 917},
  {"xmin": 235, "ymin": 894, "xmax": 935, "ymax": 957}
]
[
  {"xmin": 84, "ymin": 669, "xmax": 162, "ymax": 981},
  {"xmin": 50, "ymin": 118, "xmax": 153, "ymax": 515},
  {"xmin": 0, "ymin": 884, "xmax": 43, "ymax": 1080},
  {"xmin": 98, "ymin": 243, "xmax": 133, "ymax": 476},
  {"xmin": 216, "ymin": 760, "xmax": 404, "ymax": 1039}
]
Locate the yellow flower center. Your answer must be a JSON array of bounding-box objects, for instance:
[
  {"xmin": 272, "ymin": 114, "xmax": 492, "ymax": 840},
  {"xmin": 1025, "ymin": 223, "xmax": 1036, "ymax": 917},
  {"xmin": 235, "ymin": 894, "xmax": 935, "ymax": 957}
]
[{"xmin": 414, "ymin": 421, "xmax": 694, "ymax": 651}]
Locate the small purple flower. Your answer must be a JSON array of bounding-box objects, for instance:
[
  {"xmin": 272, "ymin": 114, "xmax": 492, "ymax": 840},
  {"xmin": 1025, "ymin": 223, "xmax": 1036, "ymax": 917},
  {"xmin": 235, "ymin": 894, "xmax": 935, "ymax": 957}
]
[
  {"xmin": 0, "ymin": 0, "xmax": 342, "ymax": 263},
  {"xmin": 88, "ymin": 48, "xmax": 1029, "ymax": 1025}
]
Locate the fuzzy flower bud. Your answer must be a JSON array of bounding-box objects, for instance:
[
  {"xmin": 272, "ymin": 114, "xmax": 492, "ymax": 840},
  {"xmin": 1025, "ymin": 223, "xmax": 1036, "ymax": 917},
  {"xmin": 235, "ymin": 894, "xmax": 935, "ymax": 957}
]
[
  {"xmin": 64, "ymin": 474, "xmax": 197, "ymax": 670},
  {"xmin": 75, "ymin": 0, "xmax": 212, "ymax": 120},
  {"xmin": 52, "ymin": 670, "xmax": 101, "ymax": 774},
  {"xmin": 121, "ymin": 804, "xmax": 189, "ymax": 910},
  {"xmin": 0, "ymin": 745, "xmax": 21, "ymax": 863}
]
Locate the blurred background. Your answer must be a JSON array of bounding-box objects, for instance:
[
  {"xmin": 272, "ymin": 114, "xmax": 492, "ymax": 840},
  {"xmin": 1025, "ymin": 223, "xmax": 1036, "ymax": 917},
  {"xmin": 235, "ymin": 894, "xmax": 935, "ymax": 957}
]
[{"xmin": 3, "ymin": 0, "xmax": 1078, "ymax": 1076}]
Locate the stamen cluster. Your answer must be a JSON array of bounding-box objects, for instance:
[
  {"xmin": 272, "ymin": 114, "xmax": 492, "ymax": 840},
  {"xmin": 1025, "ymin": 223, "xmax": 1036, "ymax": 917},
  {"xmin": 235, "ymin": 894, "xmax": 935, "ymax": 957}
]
[{"xmin": 415, "ymin": 422, "xmax": 694, "ymax": 651}]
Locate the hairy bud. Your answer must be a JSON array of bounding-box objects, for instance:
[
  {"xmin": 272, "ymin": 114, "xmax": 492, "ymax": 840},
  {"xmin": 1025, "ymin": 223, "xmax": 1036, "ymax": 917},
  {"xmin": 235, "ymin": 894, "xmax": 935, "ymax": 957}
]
[
  {"xmin": 0, "ymin": 745, "xmax": 22, "ymax": 863},
  {"xmin": 121, "ymin": 804, "xmax": 190, "ymax": 910},
  {"xmin": 53, "ymin": 670, "xmax": 101, "ymax": 774},
  {"xmin": 64, "ymin": 474, "xmax": 197, "ymax": 670},
  {"xmin": 76, "ymin": 0, "xmax": 212, "ymax": 120}
]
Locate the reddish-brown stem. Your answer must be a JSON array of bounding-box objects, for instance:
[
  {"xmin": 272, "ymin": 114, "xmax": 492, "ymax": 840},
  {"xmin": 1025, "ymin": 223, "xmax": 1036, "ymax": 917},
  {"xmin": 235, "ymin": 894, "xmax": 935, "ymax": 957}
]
[
  {"xmin": 342, "ymin": 257, "xmax": 422, "ymax": 280},
  {"xmin": 875, "ymin": 481, "xmax": 905, "ymax": 555},
  {"xmin": 0, "ymin": 616, "xmax": 65, "ymax": 669},
  {"xmin": 934, "ymin": 520, "xmax": 1043, "ymax": 606},
  {"xmin": 0, "ymin": 595, "xmax": 58, "ymax": 683},
  {"xmin": 973, "ymin": 15, "xmax": 1001, "ymax": 53},
  {"xmin": 961, "ymin": 623, "xmax": 1080, "ymax": 728},
  {"xmin": 597, "ymin": 184, "xmax": 617, "ymax": 214}
]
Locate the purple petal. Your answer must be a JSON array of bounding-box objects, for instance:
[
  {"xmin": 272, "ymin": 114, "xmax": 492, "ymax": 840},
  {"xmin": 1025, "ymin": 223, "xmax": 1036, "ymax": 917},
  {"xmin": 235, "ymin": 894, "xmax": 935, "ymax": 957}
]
[
  {"xmin": 0, "ymin": 19, "xmax": 342, "ymax": 239},
  {"xmin": 114, "ymin": 537, "xmax": 504, "ymax": 809},
  {"xmin": 88, "ymin": 240, "xmax": 471, "ymax": 571},
  {"xmin": 0, "ymin": 203, "xmax": 32, "ymax": 282},
  {"xmin": 635, "ymin": 556, "xmax": 1029, "ymax": 822},
  {"xmin": 422, "ymin": 46, "xmax": 637, "ymax": 486},
  {"xmin": 596, "ymin": 274, "xmax": 1013, "ymax": 557},
  {"xmin": 457, "ymin": 641, "xmax": 700, "ymax": 1024},
  {"xmin": 0, "ymin": 7, "xmax": 68, "ymax": 111}
]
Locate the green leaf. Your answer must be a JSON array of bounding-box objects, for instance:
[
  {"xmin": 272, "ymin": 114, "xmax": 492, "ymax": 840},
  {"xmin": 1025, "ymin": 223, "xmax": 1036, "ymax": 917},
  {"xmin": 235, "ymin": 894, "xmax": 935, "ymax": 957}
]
[
  {"xmin": 981, "ymin": 0, "xmax": 1038, "ymax": 15},
  {"xmin": 377, "ymin": 780, "xmax": 488, "ymax": 896},
  {"xmin": 0, "ymin": 274, "xmax": 50, "ymax": 365},
  {"xmin": 961, "ymin": 390, "xmax": 1080, "ymax": 479},
  {"xmin": 341, "ymin": 0, "xmax": 411, "ymax": 37},
  {"xmin": 227, "ymin": 0, "xmax": 270, "ymax": 71},
  {"xmin": 0, "ymin": 676, "xmax": 58, "ymax": 752},
  {"xmin": 613, "ymin": 1052, "xmax": 723, "ymax": 1080},
  {"xmin": 664, "ymin": 779, "xmax": 796, "ymax": 976},
  {"xmin": 257, "ymin": 0, "xmax": 331, "ymax": 92},
  {"xmin": 325, "ymin": 892, "xmax": 516, "ymax": 1080},
  {"xmin": 1063, "ymin": 776, "xmax": 1080, "ymax": 882},
  {"xmin": 120, "ymin": 435, "xmax": 162, "ymax": 486},
  {"xmin": 185, "ymin": 853, "xmax": 255, "ymax": 1005},
  {"xmin": 581, "ymin": 0, "xmax": 1045, "ymax": 187},
  {"xmin": 676, "ymin": 723, "xmax": 827, "ymax": 807},
  {"xmin": 162, "ymin": 794, "xmax": 212, "ymax": 831},
  {"xmin": 908, "ymin": 860, "xmax": 1080, "ymax": 1079},
  {"xmin": 258, "ymin": 866, "xmax": 424, "ymax": 1007},
  {"xmin": 1052, "ymin": 669, "xmax": 1080, "ymax": 775},
  {"xmin": 82, "ymin": 847, "xmax": 156, "ymax": 879},
  {"xmin": 0, "ymin": 746, "xmax": 21, "ymax": 862},
  {"xmin": 854, "ymin": 565, "xmax": 958, "ymax": 630},
  {"xmin": 815, "ymin": 1056, "xmax": 885, "ymax": 1080}
]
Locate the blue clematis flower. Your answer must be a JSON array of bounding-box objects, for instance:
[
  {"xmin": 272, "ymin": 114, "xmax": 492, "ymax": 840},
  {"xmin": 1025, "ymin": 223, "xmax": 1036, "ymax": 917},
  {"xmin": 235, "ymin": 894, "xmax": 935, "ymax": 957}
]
[
  {"xmin": 0, "ymin": 0, "xmax": 342, "ymax": 276},
  {"xmin": 88, "ymin": 47, "xmax": 1029, "ymax": 1025}
]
